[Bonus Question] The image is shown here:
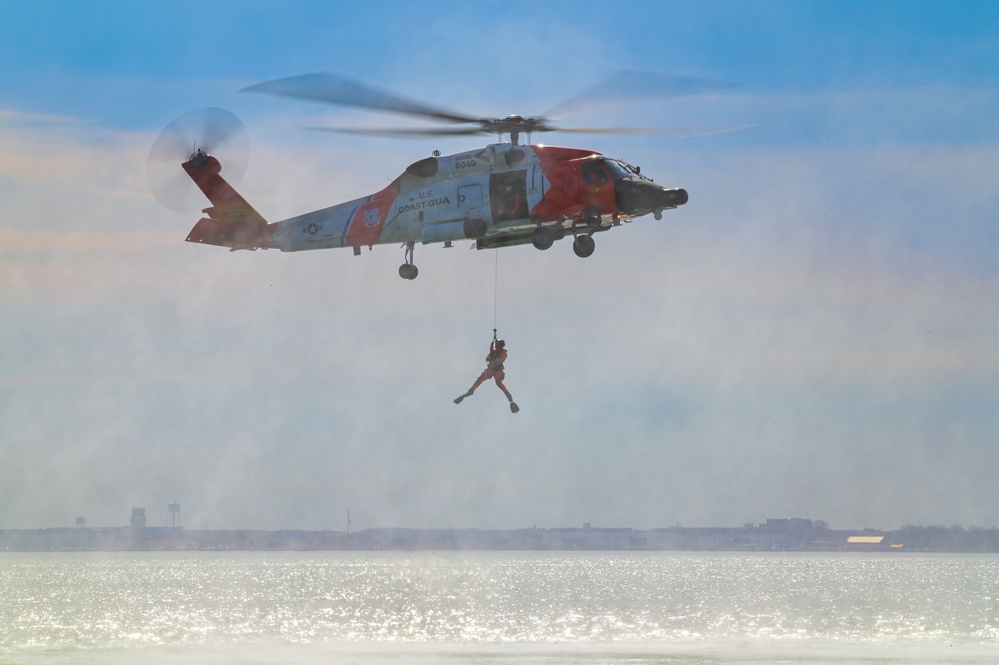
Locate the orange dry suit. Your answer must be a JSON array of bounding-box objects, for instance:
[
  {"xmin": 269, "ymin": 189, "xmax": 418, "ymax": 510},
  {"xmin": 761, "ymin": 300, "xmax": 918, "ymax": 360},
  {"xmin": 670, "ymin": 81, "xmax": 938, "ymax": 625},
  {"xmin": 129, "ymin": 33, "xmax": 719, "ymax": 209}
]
[{"xmin": 469, "ymin": 339, "xmax": 512, "ymax": 400}]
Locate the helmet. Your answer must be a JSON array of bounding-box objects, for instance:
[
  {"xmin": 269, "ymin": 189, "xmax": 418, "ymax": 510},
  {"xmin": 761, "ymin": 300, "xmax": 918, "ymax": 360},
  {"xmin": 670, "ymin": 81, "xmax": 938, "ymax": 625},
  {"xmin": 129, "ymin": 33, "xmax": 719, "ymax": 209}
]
[{"xmin": 496, "ymin": 339, "xmax": 505, "ymax": 347}]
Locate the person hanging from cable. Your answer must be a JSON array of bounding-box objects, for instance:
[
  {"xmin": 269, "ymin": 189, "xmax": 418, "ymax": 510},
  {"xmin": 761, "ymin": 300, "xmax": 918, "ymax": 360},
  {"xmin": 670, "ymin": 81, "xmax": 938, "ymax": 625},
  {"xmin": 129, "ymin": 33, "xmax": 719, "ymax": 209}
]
[{"xmin": 454, "ymin": 329, "xmax": 519, "ymax": 413}]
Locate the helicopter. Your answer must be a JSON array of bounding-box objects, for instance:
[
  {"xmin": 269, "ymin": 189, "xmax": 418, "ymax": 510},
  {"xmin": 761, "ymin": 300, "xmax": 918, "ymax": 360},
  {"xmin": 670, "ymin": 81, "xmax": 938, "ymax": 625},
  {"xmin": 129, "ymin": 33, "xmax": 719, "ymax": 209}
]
[{"xmin": 148, "ymin": 72, "xmax": 722, "ymax": 279}]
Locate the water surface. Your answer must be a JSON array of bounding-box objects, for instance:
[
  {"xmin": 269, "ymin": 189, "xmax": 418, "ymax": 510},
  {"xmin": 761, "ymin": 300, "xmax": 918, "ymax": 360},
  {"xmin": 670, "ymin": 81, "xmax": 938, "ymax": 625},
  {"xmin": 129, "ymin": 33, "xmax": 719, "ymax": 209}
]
[{"xmin": 2, "ymin": 551, "xmax": 996, "ymax": 663}]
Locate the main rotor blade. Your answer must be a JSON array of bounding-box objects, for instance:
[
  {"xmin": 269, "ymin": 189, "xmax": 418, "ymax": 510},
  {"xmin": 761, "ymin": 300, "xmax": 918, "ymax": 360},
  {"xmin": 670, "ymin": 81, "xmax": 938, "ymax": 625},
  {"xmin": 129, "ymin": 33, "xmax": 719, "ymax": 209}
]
[
  {"xmin": 244, "ymin": 73, "xmax": 481, "ymax": 125},
  {"xmin": 245, "ymin": 70, "xmax": 746, "ymax": 143},
  {"xmin": 308, "ymin": 123, "xmax": 755, "ymax": 140},
  {"xmin": 552, "ymin": 124, "xmax": 757, "ymax": 137},
  {"xmin": 309, "ymin": 126, "xmax": 487, "ymax": 138},
  {"xmin": 546, "ymin": 70, "xmax": 737, "ymax": 119}
]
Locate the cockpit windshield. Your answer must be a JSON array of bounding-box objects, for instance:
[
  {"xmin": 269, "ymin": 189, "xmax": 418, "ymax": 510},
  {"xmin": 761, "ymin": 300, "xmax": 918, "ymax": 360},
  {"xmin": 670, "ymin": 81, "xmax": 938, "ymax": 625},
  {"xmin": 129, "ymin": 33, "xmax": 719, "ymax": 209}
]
[{"xmin": 605, "ymin": 159, "xmax": 648, "ymax": 181}]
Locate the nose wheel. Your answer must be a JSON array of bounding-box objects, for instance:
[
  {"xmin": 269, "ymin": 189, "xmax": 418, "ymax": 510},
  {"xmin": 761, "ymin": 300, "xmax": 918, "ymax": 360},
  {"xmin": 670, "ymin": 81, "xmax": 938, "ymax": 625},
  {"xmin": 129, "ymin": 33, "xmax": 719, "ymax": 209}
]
[{"xmin": 399, "ymin": 242, "xmax": 419, "ymax": 280}]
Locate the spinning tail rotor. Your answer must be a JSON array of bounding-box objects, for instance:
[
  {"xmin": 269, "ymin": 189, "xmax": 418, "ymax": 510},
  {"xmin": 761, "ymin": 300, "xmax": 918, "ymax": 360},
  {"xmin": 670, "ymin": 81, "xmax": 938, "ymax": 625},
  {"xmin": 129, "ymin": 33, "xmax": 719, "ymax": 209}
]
[{"xmin": 147, "ymin": 107, "xmax": 249, "ymax": 212}]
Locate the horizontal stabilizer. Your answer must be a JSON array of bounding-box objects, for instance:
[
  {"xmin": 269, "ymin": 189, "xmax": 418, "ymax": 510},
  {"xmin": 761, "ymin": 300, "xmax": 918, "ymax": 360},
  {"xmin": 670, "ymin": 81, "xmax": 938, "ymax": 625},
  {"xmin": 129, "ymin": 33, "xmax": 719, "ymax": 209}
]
[{"xmin": 186, "ymin": 216, "xmax": 270, "ymax": 250}]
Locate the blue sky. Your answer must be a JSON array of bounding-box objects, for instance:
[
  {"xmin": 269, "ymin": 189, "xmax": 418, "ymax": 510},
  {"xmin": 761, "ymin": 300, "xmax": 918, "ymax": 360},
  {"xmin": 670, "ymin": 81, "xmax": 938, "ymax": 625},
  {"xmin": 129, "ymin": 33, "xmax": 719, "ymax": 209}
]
[{"xmin": 1, "ymin": 1, "xmax": 998, "ymax": 532}]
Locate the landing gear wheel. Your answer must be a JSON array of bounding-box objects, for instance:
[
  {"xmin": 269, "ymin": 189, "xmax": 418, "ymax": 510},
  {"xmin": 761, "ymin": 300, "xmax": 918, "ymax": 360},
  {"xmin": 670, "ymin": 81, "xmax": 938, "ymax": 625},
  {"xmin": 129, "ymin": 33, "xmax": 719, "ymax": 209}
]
[
  {"xmin": 399, "ymin": 241, "xmax": 418, "ymax": 279},
  {"xmin": 573, "ymin": 235, "xmax": 595, "ymax": 258},
  {"xmin": 532, "ymin": 226, "xmax": 554, "ymax": 250}
]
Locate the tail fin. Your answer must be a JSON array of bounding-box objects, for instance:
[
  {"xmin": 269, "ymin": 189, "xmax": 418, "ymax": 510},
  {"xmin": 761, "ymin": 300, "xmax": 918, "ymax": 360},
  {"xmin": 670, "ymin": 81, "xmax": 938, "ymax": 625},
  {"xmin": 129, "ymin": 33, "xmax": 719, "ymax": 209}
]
[{"xmin": 183, "ymin": 152, "xmax": 272, "ymax": 250}]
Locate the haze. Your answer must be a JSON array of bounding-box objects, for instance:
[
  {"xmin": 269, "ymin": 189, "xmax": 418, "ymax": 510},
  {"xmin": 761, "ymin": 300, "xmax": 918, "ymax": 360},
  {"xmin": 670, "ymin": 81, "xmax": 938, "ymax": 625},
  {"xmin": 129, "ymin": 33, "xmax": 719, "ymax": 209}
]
[{"xmin": 1, "ymin": 1, "xmax": 997, "ymax": 532}]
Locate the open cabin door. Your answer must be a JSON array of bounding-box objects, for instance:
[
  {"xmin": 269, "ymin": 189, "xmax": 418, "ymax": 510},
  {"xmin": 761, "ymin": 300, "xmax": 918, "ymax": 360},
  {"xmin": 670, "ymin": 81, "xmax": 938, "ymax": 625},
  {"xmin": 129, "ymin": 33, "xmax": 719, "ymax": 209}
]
[{"xmin": 489, "ymin": 170, "xmax": 529, "ymax": 223}]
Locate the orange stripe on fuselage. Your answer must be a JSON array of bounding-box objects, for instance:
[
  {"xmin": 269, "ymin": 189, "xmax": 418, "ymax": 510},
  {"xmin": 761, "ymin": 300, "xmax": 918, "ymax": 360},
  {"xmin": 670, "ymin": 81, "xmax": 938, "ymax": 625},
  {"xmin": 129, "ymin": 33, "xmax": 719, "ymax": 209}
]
[
  {"xmin": 344, "ymin": 186, "xmax": 397, "ymax": 248},
  {"xmin": 529, "ymin": 146, "xmax": 619, "ymax": 223}
]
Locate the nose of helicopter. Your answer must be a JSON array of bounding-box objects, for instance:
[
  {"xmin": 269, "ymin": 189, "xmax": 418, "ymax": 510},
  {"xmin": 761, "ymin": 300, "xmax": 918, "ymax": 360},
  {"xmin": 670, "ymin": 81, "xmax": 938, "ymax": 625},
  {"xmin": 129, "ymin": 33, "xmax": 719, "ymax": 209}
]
[{"xmin": 616, "ymin": 180, "xmax": 688, "ymax": 217}]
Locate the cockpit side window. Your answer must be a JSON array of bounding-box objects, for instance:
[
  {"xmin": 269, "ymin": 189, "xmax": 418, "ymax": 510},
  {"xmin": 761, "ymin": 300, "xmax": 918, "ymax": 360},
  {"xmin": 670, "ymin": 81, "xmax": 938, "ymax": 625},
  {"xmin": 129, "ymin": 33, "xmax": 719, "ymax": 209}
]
[
  {"xmin": 605, "ymin": 160, "xmax": 632, "ymax": 181},
  {"xmin": 581, "ymin": 161, "xmax": 609, "ymax": 185},
  {"xmin": 606, "ymin": 159, "xmax": 649, "ymax": 181}
]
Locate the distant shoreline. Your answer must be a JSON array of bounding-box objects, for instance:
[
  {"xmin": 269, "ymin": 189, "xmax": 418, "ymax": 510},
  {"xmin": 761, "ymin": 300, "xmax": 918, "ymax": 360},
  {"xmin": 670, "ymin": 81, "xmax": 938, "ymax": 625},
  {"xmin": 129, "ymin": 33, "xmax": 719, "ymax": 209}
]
[{"xmin": 3, "ymin": 520, "xmax": 997, "ymax": 553}]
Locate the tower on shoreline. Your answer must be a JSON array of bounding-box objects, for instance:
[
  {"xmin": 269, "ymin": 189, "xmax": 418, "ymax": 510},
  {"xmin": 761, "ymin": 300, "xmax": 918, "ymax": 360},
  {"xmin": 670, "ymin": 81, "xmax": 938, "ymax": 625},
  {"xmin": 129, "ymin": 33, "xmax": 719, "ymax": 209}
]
[{"xmin": 168, "ymin": 501, "xmax": 181, "ymax": 528}]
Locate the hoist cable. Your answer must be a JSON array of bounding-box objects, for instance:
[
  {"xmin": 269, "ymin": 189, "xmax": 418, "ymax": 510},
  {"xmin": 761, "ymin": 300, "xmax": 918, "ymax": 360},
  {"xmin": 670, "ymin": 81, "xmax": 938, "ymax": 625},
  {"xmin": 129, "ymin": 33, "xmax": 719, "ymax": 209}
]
[{"xmin": 493, "ymin": 249, "xmax": 499, "ymax": 335}]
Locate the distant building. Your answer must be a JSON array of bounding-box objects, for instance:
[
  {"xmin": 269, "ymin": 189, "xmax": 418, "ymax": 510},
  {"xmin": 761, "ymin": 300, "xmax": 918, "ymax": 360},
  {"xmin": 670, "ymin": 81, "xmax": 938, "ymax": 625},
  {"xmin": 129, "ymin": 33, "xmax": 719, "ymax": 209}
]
[
  {"xmin": 766, "ymin": 518, "xmax": 813, "ymax": 532},
  {"xmin": 847, "ymin": 536, "xmax": 884, "ymax": 544},
  {"xmin": 130, "ymin": 507, "xmax": 146, "ymax": 545}
]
